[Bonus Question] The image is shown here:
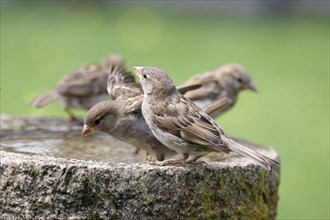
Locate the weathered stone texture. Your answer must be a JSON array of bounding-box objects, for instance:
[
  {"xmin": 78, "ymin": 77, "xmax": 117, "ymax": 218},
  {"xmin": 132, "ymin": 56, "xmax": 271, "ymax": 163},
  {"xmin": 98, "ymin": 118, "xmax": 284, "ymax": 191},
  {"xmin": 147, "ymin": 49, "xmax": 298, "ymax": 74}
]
[
  {"xmin": 0, "ymin": 151, "xmax": 279, "ymax": 219},
  {"xmin": 0, "ymin": 116, "xmax": 280, "ymax": 219}
]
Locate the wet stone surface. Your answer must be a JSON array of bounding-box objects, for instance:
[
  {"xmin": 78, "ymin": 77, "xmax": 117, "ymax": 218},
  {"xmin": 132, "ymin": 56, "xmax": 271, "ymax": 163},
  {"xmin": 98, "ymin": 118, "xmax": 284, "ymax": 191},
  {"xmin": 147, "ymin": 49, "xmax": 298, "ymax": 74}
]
[
  {"xmin": 0, "ymin": 115, "xmax": 280, "ymax": 219},
  {"xmin": 0, "ymin": 115, "xmax": 146, "ymax": 163}
]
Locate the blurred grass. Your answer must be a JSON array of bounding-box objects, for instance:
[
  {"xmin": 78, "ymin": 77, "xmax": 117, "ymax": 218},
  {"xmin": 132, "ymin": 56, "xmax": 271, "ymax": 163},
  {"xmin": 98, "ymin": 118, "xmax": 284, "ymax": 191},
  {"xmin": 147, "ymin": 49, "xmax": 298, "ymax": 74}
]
[{"xmin": 1, "ymin": 2, "xmax": 329, "ymax": 219}]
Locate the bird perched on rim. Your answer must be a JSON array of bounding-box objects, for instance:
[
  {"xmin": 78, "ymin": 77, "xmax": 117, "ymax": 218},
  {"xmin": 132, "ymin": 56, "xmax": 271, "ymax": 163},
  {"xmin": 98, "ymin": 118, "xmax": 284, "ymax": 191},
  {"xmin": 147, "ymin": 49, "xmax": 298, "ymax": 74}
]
[
  {"xmin": 82, "ymin": 65, "xmax": 231, "ymax": 161},
  {"xmin": 134, "ymin": 66, "xmax": 279, "ymax": 170},
  {"xmin": 182, "ymin": 63, "xmax": 257, "ymax": 118},
  {"xmin": 30, "ymin": 54, "xmax": 124, "ymax": 121}
]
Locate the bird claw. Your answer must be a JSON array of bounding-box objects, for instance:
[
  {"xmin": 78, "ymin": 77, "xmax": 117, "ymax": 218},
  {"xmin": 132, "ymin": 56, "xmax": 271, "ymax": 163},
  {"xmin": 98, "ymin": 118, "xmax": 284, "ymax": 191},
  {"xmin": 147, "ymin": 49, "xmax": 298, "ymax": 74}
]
[{"xmin": 133, "ymin": 147, "xmax": 140, "ymax": 155}]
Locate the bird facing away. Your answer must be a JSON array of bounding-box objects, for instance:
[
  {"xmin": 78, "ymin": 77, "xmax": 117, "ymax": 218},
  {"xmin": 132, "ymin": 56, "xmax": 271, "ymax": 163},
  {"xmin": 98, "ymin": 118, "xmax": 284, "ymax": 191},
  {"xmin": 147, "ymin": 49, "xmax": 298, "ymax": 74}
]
[
  {"xmin": 30, "ymin": 54, "xmax": 124, "ymax": 121},
  {"xmin": 134, "ymin": 66, "xmax": 279, "ymax": 170},
  {"xmin": 182, "ymin": 64, "xmax": 257, "ymax": 118},
  {"xmin": 82, "ymin": 65, "xmax": 231, "ymax": 161}
]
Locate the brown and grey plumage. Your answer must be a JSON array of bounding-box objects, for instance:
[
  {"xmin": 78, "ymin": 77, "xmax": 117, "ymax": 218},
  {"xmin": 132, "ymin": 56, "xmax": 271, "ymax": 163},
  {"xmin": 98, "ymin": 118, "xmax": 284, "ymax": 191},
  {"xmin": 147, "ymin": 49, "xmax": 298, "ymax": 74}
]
[
  {"xmin": 82, "ymin": 65, "xmax": 230, "ymax": 161},
  {"xmin": 30, "ymin": 54, "xmax": 124, "ymax": 121},
  {"xmin": 82, "ymin": 66, "xmax": 173, "ymax": 160},
  {"xmin": 135, "ymin": 66, "xmax": 279, "ymax": 170},
  {"xmin": 82, "ymin": 100, "xmax": 177, "ymax": 161},
  {"xmin": 183, "ymin": 63, "xmax": 257, "ymax": 118},
  {"xmin": 106, "ymin": 64, "xmax": 204, "ymax": 112}
]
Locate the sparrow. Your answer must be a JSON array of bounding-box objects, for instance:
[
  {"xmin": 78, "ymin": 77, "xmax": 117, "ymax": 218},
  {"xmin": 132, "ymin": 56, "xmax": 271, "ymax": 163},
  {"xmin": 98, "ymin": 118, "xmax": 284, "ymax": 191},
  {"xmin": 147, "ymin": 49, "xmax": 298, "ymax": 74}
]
[
  {"xmin": 182, "ymin": 63, "xmax": 257, "ymax": 118},
  {"xmin": 134, "ymin": 66, "xmax": 279, "ymax": 170},
  {"xmin": 30, "ymin": 54, "xmax": 124, "ymax": 121},
  {"xmin": 82, "ymin": 66, "xmax": 231, "ymax": 161}
]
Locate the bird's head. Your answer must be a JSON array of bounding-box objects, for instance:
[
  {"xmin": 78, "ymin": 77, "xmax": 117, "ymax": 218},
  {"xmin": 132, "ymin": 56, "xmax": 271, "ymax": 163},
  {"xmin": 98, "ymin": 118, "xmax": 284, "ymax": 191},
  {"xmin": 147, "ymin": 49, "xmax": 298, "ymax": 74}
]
[
  {"xmin": 82, "ymin": 101, "xmax": 119, "ymax": 137},
  {"xmin": 133, "ymin": 66, "xmax": 176, "ymax": 96},
  {"xmin": 218, "ymin": 64, "xmax": 257, "ymax": 93}
]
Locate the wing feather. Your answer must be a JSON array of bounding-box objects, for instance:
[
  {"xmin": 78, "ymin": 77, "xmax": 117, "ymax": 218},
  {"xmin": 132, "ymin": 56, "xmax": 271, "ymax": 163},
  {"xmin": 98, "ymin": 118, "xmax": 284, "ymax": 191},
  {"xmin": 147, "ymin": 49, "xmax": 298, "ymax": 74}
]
[
  {"xmin": 107, "ymin": 64, "xmax": 143, "ymax": 99},
  {"xmin": 57, "ymin": 65, "xmax": 108, "ymax": 96},
  {"xmin": 151, "ymin": 94, "xmax": 230, "ymax": 153}
]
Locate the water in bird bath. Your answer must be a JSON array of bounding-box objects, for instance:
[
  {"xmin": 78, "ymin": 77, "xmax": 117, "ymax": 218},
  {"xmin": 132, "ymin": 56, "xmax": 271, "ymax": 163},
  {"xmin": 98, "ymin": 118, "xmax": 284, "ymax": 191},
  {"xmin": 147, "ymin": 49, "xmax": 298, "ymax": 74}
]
[
  {"xmin": 1, "ymin": 115, "xmax": 244, "ymax": 163},
  {"xmin": 0, "ymin": 115, "xmax": 146, "ymax": 163}
]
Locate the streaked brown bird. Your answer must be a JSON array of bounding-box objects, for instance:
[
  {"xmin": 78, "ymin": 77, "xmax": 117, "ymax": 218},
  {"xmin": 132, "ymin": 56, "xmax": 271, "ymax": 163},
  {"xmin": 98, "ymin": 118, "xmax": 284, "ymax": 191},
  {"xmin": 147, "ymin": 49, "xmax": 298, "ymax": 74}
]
[
  {"xmin": 134, "ymin": 66, "xmax": 279, "ymax": 170},
  {"xmin": 30, "ymin": 54, "xmax": 124, "ymax": 121},
  {"xmin": 82, "ymin": 65, "xmax": 230, "ymax": 161},
  {"xmin": 183, "ymin": 63, "xmax": 257, "ymax": 118}
]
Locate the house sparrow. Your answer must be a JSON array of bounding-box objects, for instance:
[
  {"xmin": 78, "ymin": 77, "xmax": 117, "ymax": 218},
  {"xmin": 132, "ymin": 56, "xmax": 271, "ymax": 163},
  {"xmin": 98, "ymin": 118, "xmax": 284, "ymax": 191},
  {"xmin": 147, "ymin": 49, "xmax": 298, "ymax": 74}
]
[
  {"xmin": 134, "ymin": 66, "xmax": 279, "ymax": 170},
  {"xmin": 30, "ymin": 54, "xmax": 124, "ymax": 121},
  {"xmin": 82, "ymin": 66, "xmax": 230, "ymax": 161},
  {"xmin": 183, "ymin": 63, "xmax": 257, "ymax": 118},
  {"xmin": 82, "ymin": 100, "xmax": 177, "ymax": 161}
]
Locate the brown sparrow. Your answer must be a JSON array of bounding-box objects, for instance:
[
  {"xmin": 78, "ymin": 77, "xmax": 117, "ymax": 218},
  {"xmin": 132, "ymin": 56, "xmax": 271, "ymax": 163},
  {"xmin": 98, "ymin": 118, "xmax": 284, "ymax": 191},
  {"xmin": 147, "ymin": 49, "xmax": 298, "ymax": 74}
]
[
  {"xmin": 30, "ymin": 54, "xmax": 124, "ymax": 121},
  {"xmin": 183, "ymin": 63, "xmax": 257, "ymax": 118},
  {"xmin": 82, "ymin": 66, "xmax": 230, "ymax": 161},
  {"xmin": 134, "ymin": 66, "xmax": 279, "ymax": 170}
]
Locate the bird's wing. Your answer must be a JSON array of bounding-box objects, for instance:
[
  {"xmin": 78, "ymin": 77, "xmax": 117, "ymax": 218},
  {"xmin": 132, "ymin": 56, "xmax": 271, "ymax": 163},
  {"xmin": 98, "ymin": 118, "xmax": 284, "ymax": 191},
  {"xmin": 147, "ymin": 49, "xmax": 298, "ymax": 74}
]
[
  {"xmin": 182, "ymin": 89, "xmax": 210, "ymax": 102},
  {"xmin": 177, "ymin": 84, "xmax": 202, "ymax": 95},
  {"xmin": 57, "ymin": 64, "xmax": 108, "ymax": 97},
  {"xmin": 182, "ymin": 74, "xmax": 223, "ymax": 101},
  {"xmin": 202, "ymin": 97, "xmax": 232, "ymax": 116},
  {"xmin": 151, "ymin": 94, "xmax": 230, "ymax": 153},
  {"xmin": 116, "ymin": 95, "xmax": 143, "ymax": 114},
  {"xmin": 107, "ymin": 64, "xmax": 143, "ymax": 99}
]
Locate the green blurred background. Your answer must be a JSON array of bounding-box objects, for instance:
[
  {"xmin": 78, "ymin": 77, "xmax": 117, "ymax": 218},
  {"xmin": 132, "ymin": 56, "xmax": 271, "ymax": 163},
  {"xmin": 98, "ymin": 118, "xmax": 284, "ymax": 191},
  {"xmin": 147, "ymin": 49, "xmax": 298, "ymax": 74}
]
[{"xmin": 1, "ymin": 1, "xmax": 329, "ymax": 219}]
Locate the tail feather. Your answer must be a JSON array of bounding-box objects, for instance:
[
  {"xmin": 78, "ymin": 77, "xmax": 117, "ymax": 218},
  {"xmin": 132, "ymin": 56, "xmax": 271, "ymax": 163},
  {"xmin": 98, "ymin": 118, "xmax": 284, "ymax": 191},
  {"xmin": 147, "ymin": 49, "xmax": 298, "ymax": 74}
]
[
  {"xmin": 30, "ymin": 90, "xmax": 60, "ymax": 108},
  {"xmin": 225, "ymin": 137, "xmax": 280, "ymax": 170}
]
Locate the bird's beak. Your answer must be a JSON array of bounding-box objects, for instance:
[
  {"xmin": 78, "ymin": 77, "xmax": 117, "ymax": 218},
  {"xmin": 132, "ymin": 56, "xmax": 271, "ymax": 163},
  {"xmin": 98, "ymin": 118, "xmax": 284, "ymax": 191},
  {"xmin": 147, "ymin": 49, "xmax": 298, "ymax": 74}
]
[
  {"xmin": 244, "ymin": 81, "xmax": 257, "ymax": 92},
  {"xmin": 133, "ymin": 66, "xmax": 144, "ymax": 78},
  {"xmin": 81, "ymin": 124, "xmax": 96, "ymax": 138}
]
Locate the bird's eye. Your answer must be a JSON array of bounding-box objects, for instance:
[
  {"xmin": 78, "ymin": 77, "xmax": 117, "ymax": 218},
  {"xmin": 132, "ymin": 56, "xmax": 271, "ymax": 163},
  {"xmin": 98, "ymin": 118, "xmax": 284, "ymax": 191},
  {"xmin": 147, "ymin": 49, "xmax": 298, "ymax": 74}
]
[
  {"xmin": 94, "ymin": 118, "xmax": 101, "ymax": 125},
  {"xmin": 237, "ymin": 78, "xmax": 243, "ymax": 83},
  {"xmin": 143, "ymin": 74, "xmax": 148, "ymax": 79}
]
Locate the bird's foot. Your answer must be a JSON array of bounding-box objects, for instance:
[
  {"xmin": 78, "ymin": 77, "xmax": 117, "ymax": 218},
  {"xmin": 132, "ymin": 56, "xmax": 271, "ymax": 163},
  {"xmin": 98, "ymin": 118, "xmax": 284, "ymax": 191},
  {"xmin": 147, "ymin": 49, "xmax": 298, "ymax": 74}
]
[
  {"xmin": 65, "ymin": 108, "xmax": 83, "ymax": 125},
  {"xmin": 185, "ymin": 155, "xmax": 206, "ymax": 165},
  {"xmin": 66, "ymin": 117, "xmax": 83, "ymax": 127},
  {"xmin": 133, "ymin": 147, "xmax": 140, "ymax": 155}
]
